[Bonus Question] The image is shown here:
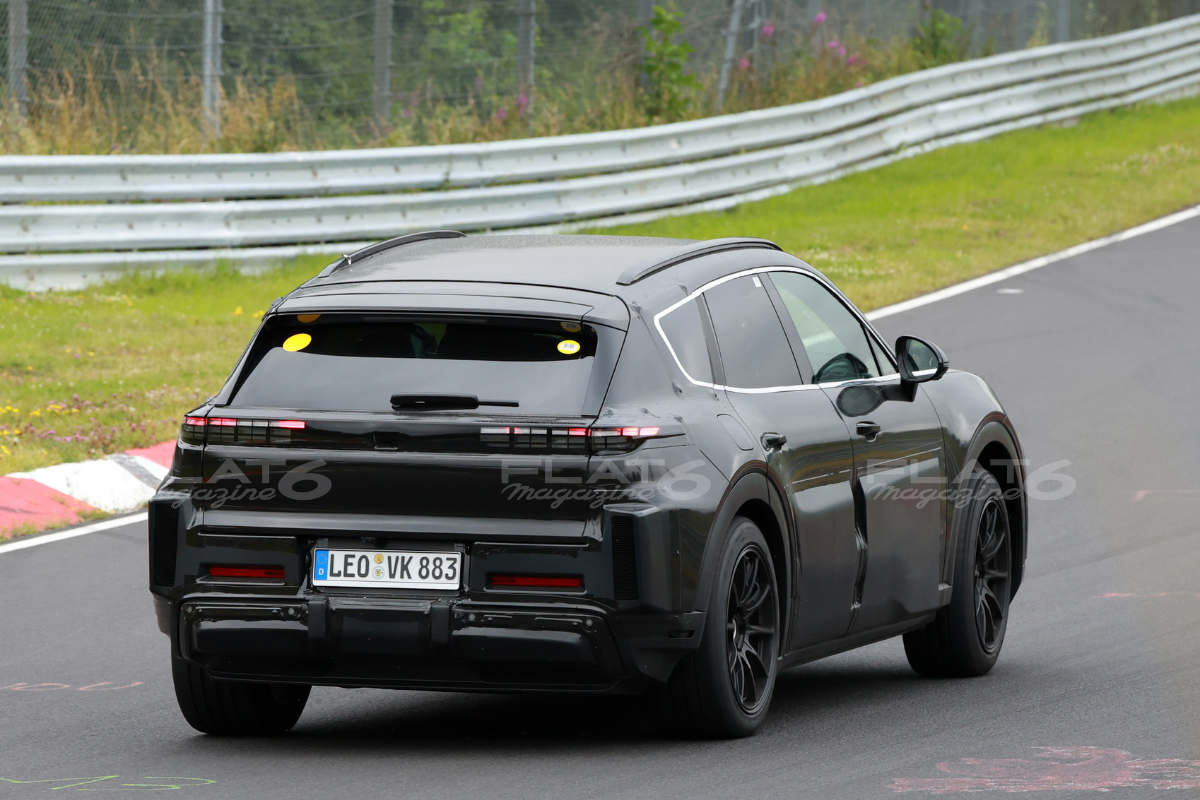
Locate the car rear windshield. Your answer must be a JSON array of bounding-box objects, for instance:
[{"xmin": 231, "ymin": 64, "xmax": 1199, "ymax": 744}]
[{"xmin": 229, "ymin": 313, "xmax": 613, "ymax": 416}]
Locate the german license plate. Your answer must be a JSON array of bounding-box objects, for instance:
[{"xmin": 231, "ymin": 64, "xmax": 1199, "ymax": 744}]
[{"xmin": 312, "ymin": 548, "xmax": 461, "ymax": 590}]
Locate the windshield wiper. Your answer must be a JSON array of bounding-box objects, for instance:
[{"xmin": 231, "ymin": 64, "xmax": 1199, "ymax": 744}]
[{"xmin": 390, "ymin": 394, "xmax": 519, "ymax": 411}]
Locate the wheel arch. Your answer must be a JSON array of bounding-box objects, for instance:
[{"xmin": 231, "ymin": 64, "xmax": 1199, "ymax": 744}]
[
  {"xmin": 693, "ymin": 466, "xmax": 793, "ymax": 640},
  {"xmin": 952, "ymin": 417, "xmax": 1028, "ymax": 599}
]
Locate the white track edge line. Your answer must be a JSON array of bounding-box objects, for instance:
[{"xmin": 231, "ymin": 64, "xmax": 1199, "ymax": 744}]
[
  {"xmin": 865, "ymin": 204, "xmax": 1200, "ymax": 320},
  {"xmin": 0, "ymin": 511, "xmax": 147, "ymax": 555}
]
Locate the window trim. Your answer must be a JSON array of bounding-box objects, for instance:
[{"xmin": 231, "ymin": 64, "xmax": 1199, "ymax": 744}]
[{"xmin": 653, "ymin": 265, "xmax": 898, "ymax": 394}]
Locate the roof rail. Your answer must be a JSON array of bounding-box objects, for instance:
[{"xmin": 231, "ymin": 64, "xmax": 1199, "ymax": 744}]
[
  {"xmin": 316, "ymin": 230, "xmax": 466, "ymax": 278},
  {"xmin": 616, "ymin": 238, "xmax": 782, "ymax": 286}
]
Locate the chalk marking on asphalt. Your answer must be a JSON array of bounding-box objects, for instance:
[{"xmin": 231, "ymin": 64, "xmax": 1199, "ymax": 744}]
[
  {"xmin": 866, "ymin": 204, "xmax": 1200, "ymax": 321},
  {"xmin": 0, "ymin": 682, "xmax": 144, "ymax": 691},
  {"xmin": 1097, "ymin": 592, "xmax": 1200, "ymax": 598},
  {"xmin": 0, "ymin": 776, "xmax": 215, "ymax": 791},
  {"xmin": 0, "ymin": 512, "xmax": 147, "ymax": 556},
  {"xmin": 891, "ymin": 747, "xmax": 1200, "ymax": 793},
  {"xmin": 1131, "ymin": 489, "xmax": 1200, "ymax": 501}
]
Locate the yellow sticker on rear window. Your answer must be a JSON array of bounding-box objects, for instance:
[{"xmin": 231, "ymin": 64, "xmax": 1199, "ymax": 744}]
[
  {"xmin": 283, "ymin": 333, "xmax": 312, "ymax": 352},
  {"xmin": 557, "ymin": 339, "xmax": 580, "ymax": 355},
  {"xmin": 560, "ymin": 321, "xmax": 582, "ymax": 333},
  {"xmin": 297, "ymin": 314, "xmax": 321, "ymax": 323}
]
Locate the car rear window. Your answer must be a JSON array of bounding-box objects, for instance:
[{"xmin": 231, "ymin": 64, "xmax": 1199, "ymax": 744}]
[{"xmin": 229, "ymin": 313, "xmax": 612, "ymax": 416}]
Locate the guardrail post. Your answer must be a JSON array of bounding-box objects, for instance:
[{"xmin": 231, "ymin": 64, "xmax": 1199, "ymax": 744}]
[
  {"xmin": 202, "ymin": 0, "xmax": 222, "ymax": 142},
  {"xmin": 715, "ymin": 0, "xmax": 747, "ymax": 113},
  {"xmin": 517, "ymin": 0, "xmax": 536, "ymax": 112},
  {"xmin": 966, "ymin": 0, "xmax": 986, "ymax": 53},
  {"xmin": 6, "ymin": 0, "xmax": 28, "ymax": 119},
  {"xmin": 1053, "ymin": 0, "xmax": 1071, "ymax": 44},
  {"xmin": 372, "ymin": 0, "xmax": 394, "ymax": 130},
  {"xmin": 638, "ymin": 0, "xmax": 652, "ymax": 91}
]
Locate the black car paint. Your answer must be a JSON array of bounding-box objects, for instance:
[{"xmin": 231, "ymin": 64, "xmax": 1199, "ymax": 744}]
[{"xmin": 148, "ymin": 234, "xmax": 1027, "ymax": 694}]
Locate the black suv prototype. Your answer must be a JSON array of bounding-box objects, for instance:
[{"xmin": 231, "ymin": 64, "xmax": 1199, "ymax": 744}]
[{"xmin": 150, "ymin": 232, "xmax": 1027, "ymax": 739}]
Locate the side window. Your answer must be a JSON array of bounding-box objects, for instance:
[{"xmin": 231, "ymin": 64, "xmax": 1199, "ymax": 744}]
[
  {"xmin": 657, "ymin": 297, "xmax": 714, "ymax": 384},
  {"xmin": 768, "ymin": 272, "xmax": 880, "ymax": 384},
  {"xmin": 870, "ymin": 335, "xmax": 898, "ymax": 376},
  {"xmin": 703, "ymin": 275, "xmax": 802, "ymax": 389}
]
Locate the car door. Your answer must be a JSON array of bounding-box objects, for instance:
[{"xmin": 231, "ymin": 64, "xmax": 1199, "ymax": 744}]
[
  {"xmin": 699, "ymin": 273, "xmax": 861, "ymax": 649},
  {"xmin": 766, "ymin": 270, "xmax": 947, "ymax": 635}
]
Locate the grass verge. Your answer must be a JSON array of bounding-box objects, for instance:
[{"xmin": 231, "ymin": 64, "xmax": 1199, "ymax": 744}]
[
  {"xmin": 4, "ymin": 95, "xmax": 1200, "ymax": 473},
  {"xmin": 595, "ymin": 95, "xmax": 1200, "ymax": 310}
]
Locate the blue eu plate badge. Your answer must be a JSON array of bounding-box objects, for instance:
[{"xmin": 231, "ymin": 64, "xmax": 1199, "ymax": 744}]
[{"xmin": 314, "ymin": 549, "xmax": 329, "ymax": 580}]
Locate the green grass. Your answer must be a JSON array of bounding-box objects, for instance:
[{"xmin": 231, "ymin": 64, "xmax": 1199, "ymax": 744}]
[
  {"xmin": 4, "ymin": 95, "xmax": 1200, "ymax": 474},
  {"xmin": 0, "ymin": 259, "xmax": 328, "ymax": 474},
  {"xmin": 596, "ymin": 95, "xmax": 1200, "ymax": 311}
]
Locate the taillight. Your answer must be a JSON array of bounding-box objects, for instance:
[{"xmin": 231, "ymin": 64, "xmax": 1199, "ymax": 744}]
[
  {"xmin": 180, "ymin": 415, "xmax": 306, "ymax": 446},
  {"xmin": 181, "ymin": 415, "xmax": 206, "ymax": 445},
  {"xmin": 479, "ymin": 425, "xmax": 667, "ymax": 453},
  {"xmin": 588, "ymin": 427, "xmax": 662, "ymax": 454}
]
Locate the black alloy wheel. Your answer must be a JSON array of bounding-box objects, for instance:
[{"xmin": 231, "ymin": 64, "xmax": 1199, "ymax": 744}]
[
  {"xmin": 647, "ymin": 515, "xmax": 780, "ymax": 738},
  {"xmin": 726, "ymin": 544, "xmax": 777, "ymax": 713},
  {"xmin": 974, "ymin": 496, "xmax": 1011, "ymax": 654},
  {"xmin": 902, "ymin": 467, "xmax": 1013, "ymax": 678}
]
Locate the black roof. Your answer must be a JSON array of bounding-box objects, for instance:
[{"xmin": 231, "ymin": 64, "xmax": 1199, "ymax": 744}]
[
  {"xmin": 302, "ymin": 232, "xmax": 782, "ymax": 293},
  {"xmin": 307, "ymin": 235, "xmax": 690, "ymax": 295}
]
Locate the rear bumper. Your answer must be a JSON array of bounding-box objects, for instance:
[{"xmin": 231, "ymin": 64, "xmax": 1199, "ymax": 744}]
[{"xmin": 167, "ymin": 594, "xmax": 704, "ymax": 693}]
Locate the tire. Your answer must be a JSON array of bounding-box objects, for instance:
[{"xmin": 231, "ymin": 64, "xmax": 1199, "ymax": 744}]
[
  {"xmin": 903, "ymin": 467, "xmax": 1013, "ymax": 678},
  {"xmin": 647, "ymin": 516, "xmax": 780, "ymax": 739},
  {"xmin": 172, "ymin": 656, "xmax": 310, "ymax": 736}
]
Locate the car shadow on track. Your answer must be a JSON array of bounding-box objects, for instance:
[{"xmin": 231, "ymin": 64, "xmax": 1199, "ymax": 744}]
[{"xmin": 169, "ymin": 651, "xmax": 931, "ymax": 754}]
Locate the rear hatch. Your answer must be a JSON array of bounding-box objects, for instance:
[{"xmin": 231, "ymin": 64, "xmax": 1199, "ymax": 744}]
[{"xmin": 195, "ymin": 300, "xmax": 627, "ymax": 541}]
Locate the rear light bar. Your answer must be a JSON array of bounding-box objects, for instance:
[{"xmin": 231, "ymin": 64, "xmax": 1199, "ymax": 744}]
[
  {"xmin": 490, "ymin": 575, "xmax": 582, "ymax": 588},
  {"xmin": 208, "ymin": 565, "xmax": 285, "ymax": 579},
  {"xmin": 479, "ymin": 425, "xmax": 664, "ymax": 452},
  {"xmin": 181, "ymin": 415, "xmax": 305, "ymax": 446}
]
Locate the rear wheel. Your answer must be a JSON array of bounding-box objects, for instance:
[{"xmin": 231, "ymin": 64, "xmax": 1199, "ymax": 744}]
[
  {"xmin": 648, "ymin": 516, "xmax": 779, "ymax": 738},
  {"xmin": 172, "ymin": 657, "xmax": 309, "ymax": 736},
  {"xmin": 903, "ymin": 468, "xmax": 1012, "ymax": 677}
]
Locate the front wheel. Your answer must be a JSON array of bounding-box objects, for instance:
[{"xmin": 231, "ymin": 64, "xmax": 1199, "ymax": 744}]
[
  {"xmin": 647, "ymin": 516, "xmax": 779, "ymax": 738},
  {"xmin": 172, "ymin": 657, "xmax": 310, "ymax": 736},
  {"xmin": 903, "ymin": 467, "xmax": 1013, "ymax": 677}
]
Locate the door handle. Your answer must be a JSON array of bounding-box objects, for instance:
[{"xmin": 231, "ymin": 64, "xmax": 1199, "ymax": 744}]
[
  {"xmin": 761, "ymin": 432, "xmax": 787, "ymax": 451},
  {"xmin": 856, "ymin": 422, "xmax": 881, "ymax": 441}
]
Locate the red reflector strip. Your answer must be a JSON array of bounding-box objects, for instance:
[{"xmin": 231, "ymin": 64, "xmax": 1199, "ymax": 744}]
[
  {"xmin": 567, "ymin": 428, "xmax": 588, "ymax": 436},
  {"xmin": 271, "ymin": 420, "xmax": 306, "ymax": 429},
  {"xmin": 184, "ymin": 416, "xmax": 206, "ymax": 426},
  {"xmin": 208, "ymin": 566, "xmax": 285, "ymax": 579},
  {"xmin": 491, "ymin": 575, "xmax": 582, "ymax": 588},
  {"xmin": 210, "ymin": 417, "xmax": 237, "ymax": 427}
]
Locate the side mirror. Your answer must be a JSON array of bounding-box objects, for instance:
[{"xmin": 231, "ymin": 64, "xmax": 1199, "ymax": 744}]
[{"xmin": 896, "ymin": 336, "xmax": 949, "ymax": 384}]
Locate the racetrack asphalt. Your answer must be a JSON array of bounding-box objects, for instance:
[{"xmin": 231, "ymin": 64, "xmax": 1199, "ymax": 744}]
[{"xmin": 3, "ymin": 218, "xmax": 1200, "ymax": 799}]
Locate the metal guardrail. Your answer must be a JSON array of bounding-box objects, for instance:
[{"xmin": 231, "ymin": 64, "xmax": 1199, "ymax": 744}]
[
  {"xmin": 4, "ymin": 15, "xmax": 1200, "ymax": 205},
  {"xmin": 2, "ymin": 15, "xmax": 1200, "ymax": 288}
]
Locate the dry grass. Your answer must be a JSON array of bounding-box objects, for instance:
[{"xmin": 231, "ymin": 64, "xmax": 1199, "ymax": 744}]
[{"xmin": 0, "ymin": 29, "xmax": 949, "ymax": 154}]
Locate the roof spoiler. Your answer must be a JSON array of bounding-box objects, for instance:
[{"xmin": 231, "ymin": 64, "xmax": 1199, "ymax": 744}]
[
  {"xmin": 616, "ymin": 238, "xmax": 782, "ymax": 285},
  {"xmin": 314, "ymin": 230, "xmax": 466, "ymax": 279}
]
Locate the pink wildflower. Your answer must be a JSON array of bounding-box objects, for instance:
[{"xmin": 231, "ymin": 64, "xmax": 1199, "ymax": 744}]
[
  {"xmin": 737, "ymin": 57, "xmax": 751, "ymax": 71},
  {"xmin": 515, "ymin": 94, "xmax": 530, "ymax": 115},
  {"xmin": 759, "ymin": 23, "xmax": 775, "ymax": 39},
  {"xmin": 827, "ymin": 39, "xmax": 840, "ymax": 49},
  {"xmin": 494, "ymin": 107, "xmax": 507, "ymax": 122},
  {"xmin": 814, "ymin": 11, "xmax": 827, "ymax": 25}
]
